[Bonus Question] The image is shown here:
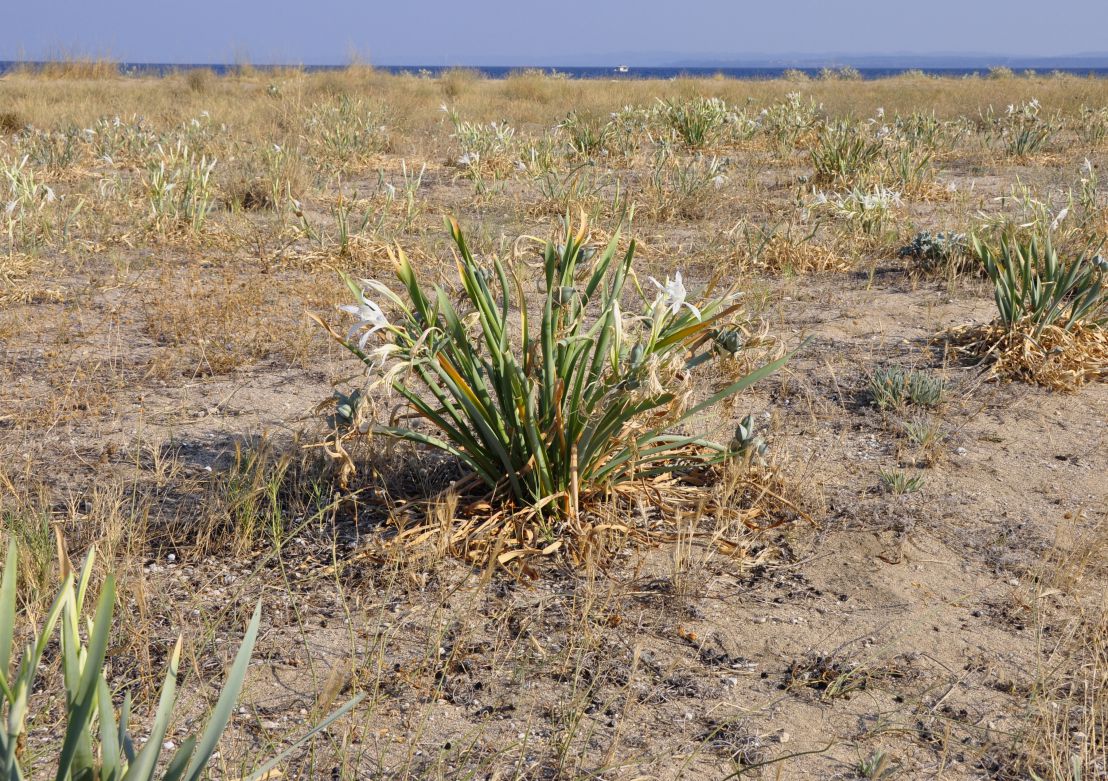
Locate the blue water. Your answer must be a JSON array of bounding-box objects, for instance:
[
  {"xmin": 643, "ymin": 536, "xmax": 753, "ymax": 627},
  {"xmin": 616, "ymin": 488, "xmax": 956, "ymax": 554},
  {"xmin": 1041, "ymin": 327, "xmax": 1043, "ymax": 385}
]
[{"xmin": 3, "ymin": 62, "xmax": 1107, "ymax": 81}]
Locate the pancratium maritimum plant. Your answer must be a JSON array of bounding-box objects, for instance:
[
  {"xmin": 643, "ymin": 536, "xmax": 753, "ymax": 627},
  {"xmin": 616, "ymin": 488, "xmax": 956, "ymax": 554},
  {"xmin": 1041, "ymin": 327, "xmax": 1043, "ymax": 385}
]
[{"xmin": 320, "ymin": 214, "xmax": 790, "ymax": 524}]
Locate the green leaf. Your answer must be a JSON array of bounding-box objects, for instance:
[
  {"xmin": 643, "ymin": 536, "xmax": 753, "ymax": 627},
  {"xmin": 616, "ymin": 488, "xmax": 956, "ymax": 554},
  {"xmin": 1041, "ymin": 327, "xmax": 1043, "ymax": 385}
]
[
  {"xmin": 122, "ymin": 638, "xmax": 180, "ymax": 781},
  {"xmin": 0, "ymin": 542, "xmax": 17, "ymax": 683},
  {"xmin": 55, "ymin": 574, "xmax": 116, "ymax": 781},
  {"xmin": 182, "ymin": 601, "xmax": 263, "ymax": 781}
]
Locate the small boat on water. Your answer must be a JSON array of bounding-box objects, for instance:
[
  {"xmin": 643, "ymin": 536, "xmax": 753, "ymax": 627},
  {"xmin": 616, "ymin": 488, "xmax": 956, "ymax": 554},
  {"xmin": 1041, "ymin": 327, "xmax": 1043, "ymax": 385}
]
[{"xmin": 616, "ymin": 65, "xmax": 629, "ymax": 74}]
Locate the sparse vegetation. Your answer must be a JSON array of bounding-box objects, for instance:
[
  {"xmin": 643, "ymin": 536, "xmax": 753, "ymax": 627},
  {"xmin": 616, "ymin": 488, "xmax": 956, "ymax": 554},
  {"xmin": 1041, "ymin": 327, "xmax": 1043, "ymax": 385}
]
[
  {"xmin": 1, "ymin": 66, "xmax": 1106, "ymax": 780},
  {"xmin": 868, "ymin": 366, "xmax": 945, "ymax": 409}
]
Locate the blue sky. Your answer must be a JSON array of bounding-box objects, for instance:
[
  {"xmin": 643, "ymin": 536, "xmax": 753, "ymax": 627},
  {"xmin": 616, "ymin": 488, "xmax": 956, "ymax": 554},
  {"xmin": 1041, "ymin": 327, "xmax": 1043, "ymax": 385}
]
[{"xmin": 3, "ymin": 0, "xmax": 1107, "ymax": 65}]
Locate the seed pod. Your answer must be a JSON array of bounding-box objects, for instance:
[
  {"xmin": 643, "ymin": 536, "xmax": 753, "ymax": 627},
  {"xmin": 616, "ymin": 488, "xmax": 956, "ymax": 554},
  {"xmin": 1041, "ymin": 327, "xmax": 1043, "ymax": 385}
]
[
  {"xmin": 713, "ymin": 328, "xmax": 744, "ymax": 355},
  {"xmin": 552, "ymin": 286, "xmax": 578, "ymax": 307}
]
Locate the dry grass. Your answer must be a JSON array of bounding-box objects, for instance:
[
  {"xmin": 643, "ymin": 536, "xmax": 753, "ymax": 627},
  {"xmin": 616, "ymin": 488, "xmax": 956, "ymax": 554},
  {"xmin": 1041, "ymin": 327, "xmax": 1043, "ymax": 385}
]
[
  {"xmin": 991, "ymin": 516, "xmax": 1108, "ymax": 779},
  {"xmin": 952, "ymin": 321, "xmax": 1108, "ymax": 389}
]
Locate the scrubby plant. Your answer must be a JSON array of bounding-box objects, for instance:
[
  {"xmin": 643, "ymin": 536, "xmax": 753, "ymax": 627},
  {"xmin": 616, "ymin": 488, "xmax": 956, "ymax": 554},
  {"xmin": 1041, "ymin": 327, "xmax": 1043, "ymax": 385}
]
[
  {"xmin": 878, "ymin": 469, "xmax": 925, "ymax": 495},
  {"xmin": 3, "ymin": 154, "xmax": 58, "ymax": 254},
  {"xmin": 869, "ymin": 367, "xmax": 944, "ymax": 409},
  {"xmin": 990, "ymin": 99, "xmax": 1059, "ymax": 157},
  {"xmin": 898, "ymin": 230, "xmax": 969, "ymax": 272},
  {"xmin": 18, "ymin": 126, "xmax": 86, "ymax": 171},
  {"xmin": 810, "ymin": 122, "xmax": 883, "ymax": 184},
  {"xmin": 758, "ymin": 92, "xmax": 823, "ymax": 150},
  {"xmin": 558, "ymin": 110, "xmax": 612, "ymax": 159},
  {"xmin": 811, "ymin": 186, "xmax": 901, "ymax": 235},
  {"xmin": 533, "ymin": 164, "xmax": 614, "ymax": 215},
  {"xmin": 891, "ymin": 111, "xmax": 945, "ymax": 150},
  {"xmin": 0, "ymin": 541, "xmax": 360, "ymax": 780},
  {"xmin": 443, "ymin": 105, "xmax": 518, "ymax": 180},
  {"xmin": 1076, "ymin": 105, "xmax": 1108, "ymax": 146},
  {"xmin": 656, "ymin": 96, "xmax": 734, "ymax": 149},
  {"xmin": 883, "ymin": 143, "xmax": 934, "ymax": 191},
  {"xmin": 89, "ymin": 115, "xmax": 159, "ymax": 165},
  {"xmin": 645, "ymin": 148, "xmax": 728, "ymax": 218},
  {"xmin": 817, "ymin": 66, "xmax": 862, "ymax": 81},
  {"xmin": 143, "ymin": 141, "xmax": 217, "ymax": 234},
  {"xmin": 304, "ymin": 95, "xmax": 389, "ymax": 167},
  {"xmin": 321, "ymin": 214, "xmax": 789, "ymax": 527}
]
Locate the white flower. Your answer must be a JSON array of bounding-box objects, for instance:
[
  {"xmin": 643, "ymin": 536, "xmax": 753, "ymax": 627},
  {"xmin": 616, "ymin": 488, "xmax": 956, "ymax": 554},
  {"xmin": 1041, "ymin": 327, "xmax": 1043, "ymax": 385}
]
[
  {"xmin": 649, "ymin": 271, "xmax": 701, "ymax": 319},
  {"xmin": 1050, "ymin": 207, "xmax": 1069, "ymax": 231},
  {"xmin": 457, "ymin": 152, "xmax": 479, "ymax": 167},
  {"xmin": 339, "ymin": 292, "xmax": 390, "ymax": 349}
]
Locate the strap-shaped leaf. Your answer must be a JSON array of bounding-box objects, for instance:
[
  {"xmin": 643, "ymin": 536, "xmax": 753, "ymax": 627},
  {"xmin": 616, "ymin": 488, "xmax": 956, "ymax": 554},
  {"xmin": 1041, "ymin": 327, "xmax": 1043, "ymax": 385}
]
[
  {"xmin": 121, "ymin": 637, "xmax": 180, "ymax": 780},
  {"xmin": 55, "ymin": 574, "xmax": 115, "ymax": 781},
  {"xmin": 182, "ymin": 602, "xmax": 262, "ymax": 781},
  {"xmin": 0, "ymin": 542, "xmax": 16, "ymax": 685},
  {"xmin": 97, "ymin": 677, "xmax": 122, "ymax": 781}
]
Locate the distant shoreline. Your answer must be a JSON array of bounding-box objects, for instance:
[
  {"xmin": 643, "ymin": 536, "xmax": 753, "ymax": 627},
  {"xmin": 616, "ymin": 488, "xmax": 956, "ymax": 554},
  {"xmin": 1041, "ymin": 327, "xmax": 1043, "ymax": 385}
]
[{"xmin": 2, "ymin": 62, "xmax": 1108, "ymax": 80}]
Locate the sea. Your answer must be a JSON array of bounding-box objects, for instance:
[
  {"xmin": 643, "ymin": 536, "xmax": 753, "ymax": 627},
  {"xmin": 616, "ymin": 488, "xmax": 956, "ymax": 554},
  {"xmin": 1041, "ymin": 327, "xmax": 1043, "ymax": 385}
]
[{"xmin": 3, "ymin": 63, "xmax": 1108, "ymax": 80}]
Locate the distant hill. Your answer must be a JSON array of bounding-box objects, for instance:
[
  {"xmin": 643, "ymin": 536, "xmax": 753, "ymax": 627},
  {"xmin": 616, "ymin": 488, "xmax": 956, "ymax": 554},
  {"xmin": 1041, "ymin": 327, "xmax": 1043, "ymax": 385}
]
[{"xmin": 665, "ymin": 52, "xmax": 1108, "ymax": 70}]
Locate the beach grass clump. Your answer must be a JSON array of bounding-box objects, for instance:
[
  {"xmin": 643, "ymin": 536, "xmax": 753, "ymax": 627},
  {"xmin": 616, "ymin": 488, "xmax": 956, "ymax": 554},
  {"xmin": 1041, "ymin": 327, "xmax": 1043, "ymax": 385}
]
[
  {"xmin": 758, "ymin": 92, "xmax": 823, "ymax": 149},
  {"xmin": 810, "ymin": 121, "xmax": 883, "ymax": 185},
  {"xmin": 644, "ymin": 148, "xmax": 728, "ymax": 218},
  {"xmin": 304, "ymin": 95, "xmax": 390, "ymax": 168},
  {"xmin": 443, "ymin": 105, "xmax": 519, "ymax": 179},
  {"xmin": 320, "ymin": 214, "xmax": 789, "ymax": 564},
  {"xmin": 143, "ymin": 141, "xmax": 217, "ymax": 234},
  {"xmin": 1077, "ymin": 105, "xmax": 1108, "ymax": 145},
  {"xmin": 656, "ymin": 96, "xmax": 734, "ymax": 149},
  {"xmin": 811, "ymin": 185, "xmax": 902, "ymax": 235},
  {"xmin": 990, "ymin": 99, "xmax": 1060, "ymax": 157},
  {"xmin": 558, "ymin": 110, "xmax": 613, "ymax": 158}
]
